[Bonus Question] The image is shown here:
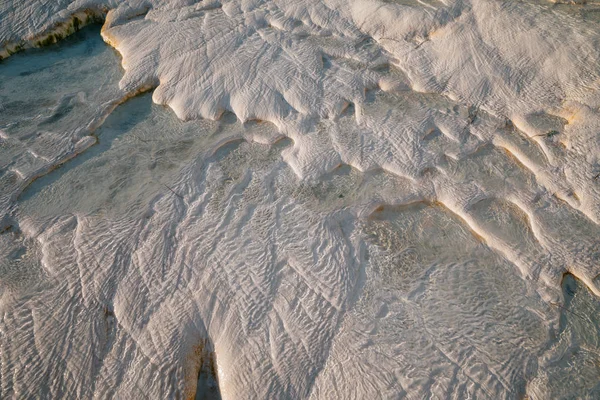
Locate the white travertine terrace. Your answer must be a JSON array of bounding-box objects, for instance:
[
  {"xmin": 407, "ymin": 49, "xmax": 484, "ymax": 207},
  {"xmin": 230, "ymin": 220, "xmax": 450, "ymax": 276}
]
[{"xmin": 2, "ymin": 0, "xmax": 600, "ymax": 398}]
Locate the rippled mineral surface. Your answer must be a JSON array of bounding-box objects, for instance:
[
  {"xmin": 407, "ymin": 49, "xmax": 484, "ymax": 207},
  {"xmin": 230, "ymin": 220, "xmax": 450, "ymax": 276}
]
[{"xmin": 2, "ymin": 1, "xmax": 600, "ymax": 399}]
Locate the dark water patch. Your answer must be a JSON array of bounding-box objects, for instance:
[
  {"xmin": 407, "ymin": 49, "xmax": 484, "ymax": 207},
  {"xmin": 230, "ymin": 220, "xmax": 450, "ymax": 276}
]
[
  {"xmin": 536, "ymin": 273, "xmax": 600, "ymax": 398},
  {"xmin": 0, "ymin": 22, "xmax": 122, "ymax": 142},
  {"xmin": 18, "ymin": 93, "xmax": 153, "ymax": 204},
  {"xmin": 0, "ymin": 23, "xmax": 109, "ymax": 84}
]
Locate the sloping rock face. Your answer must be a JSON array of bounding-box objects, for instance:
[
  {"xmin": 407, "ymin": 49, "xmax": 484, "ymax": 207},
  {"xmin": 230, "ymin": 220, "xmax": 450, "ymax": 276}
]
[{"xmin": 2, "ymin": 1, "xmax": 600, "ymax": 399}]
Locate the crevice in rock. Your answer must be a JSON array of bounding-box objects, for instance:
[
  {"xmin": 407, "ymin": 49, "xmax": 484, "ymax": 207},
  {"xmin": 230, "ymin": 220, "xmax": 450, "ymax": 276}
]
[{"xmin": 187, "ymin": 338, "xmax": 221, "ymax": 400}]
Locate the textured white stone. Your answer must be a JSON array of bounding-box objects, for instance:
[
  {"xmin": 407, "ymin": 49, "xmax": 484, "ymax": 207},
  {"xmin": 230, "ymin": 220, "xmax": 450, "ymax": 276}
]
[{"xmin": 2, "ymin": 0, "xmax": 600, "ymax": 398}]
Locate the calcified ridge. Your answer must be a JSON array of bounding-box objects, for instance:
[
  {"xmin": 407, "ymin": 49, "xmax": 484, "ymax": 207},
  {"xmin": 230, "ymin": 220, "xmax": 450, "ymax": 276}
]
[{"xmin": 1, "ymin": 0, "xmax": 600, "ymax": 399}]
